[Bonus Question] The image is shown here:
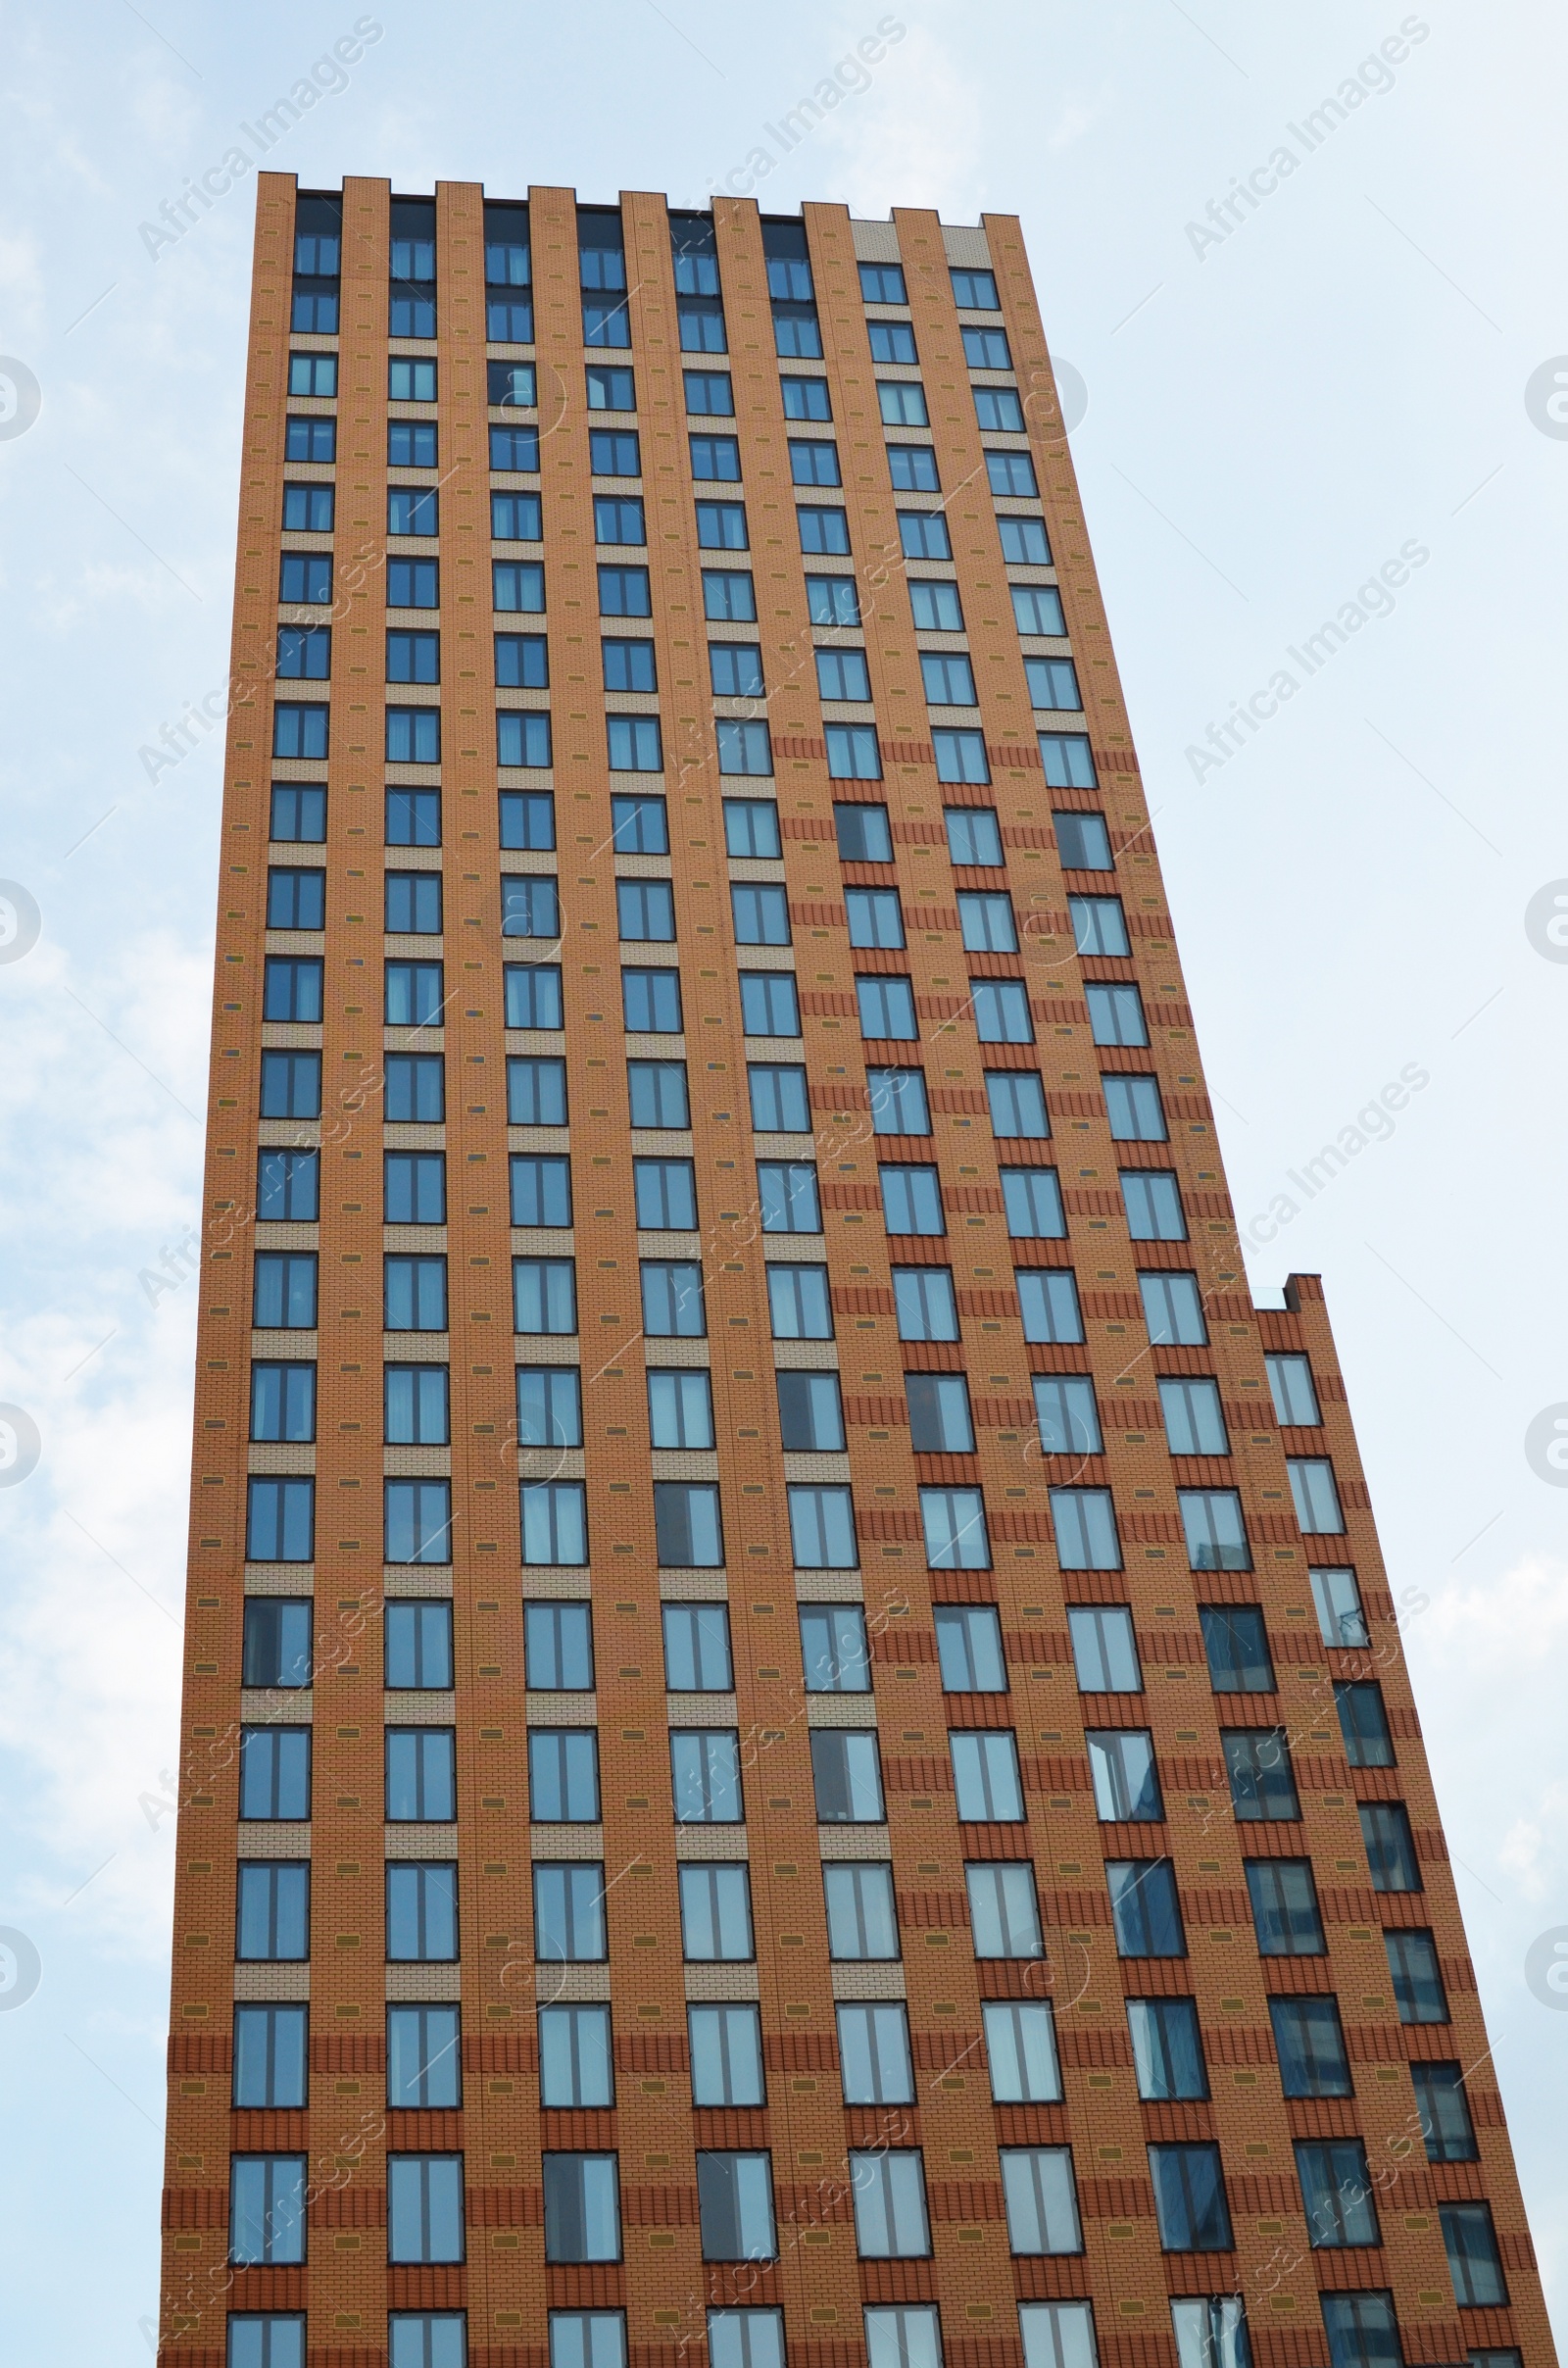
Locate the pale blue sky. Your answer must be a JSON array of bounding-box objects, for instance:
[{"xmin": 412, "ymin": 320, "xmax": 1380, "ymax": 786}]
[{"xmin": 2, "ymin": 2, "xmax": 1566, "ymax": 2353}]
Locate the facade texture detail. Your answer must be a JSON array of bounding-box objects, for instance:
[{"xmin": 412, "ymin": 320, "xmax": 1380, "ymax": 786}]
[{"xmin": 158, "ymin": 173, "xmax": 1553, "ymax": 2368}]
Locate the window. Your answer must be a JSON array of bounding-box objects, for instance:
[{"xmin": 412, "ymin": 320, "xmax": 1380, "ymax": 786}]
[
  {"xmin": 698, "ymin": 2152, "xmax": 776, "ymax": 2261},
  {"xmin": 615, "ymin": 877, "xmax": 674, "ymax": 940},
  {"xmin": 387, "ymin": 709, "xmax": 440, "ymax": 765},
  {"xmin": 962, "ymin": 894, "xmax": 1021, "ymax": 958},
  {"xmin": 906, "ymin": 1372, "xmax": 975, "ymax": 1455},
  {"xmin": 1003, "ymin": 1168, "xmax": 1065, "ymax": 1239},
  {"xmin": 229, "ymin": 2156, "xmax": 308, "ymax": 2266},
  {"xmin": 641, "ymin": 1260, "xmax": 705, "ymax": 1337},
  {"xmin": 689, "ymin": 2004, "xmax": 764, "ymax": 2105},
  {"xmin": 1245, "ymin": 1859, "xmax": 1324, "ymax": 1956},
  {"xmin": 894, "ymin": 1265, "xmax": 959, "ymax": 1341},
  {"xmin": 644, "ymin": 1373, "xmax": 710, "ymax": 1458},
  {"xmin": 535, "ymin": 1862, "xmax": 607, "ymax": 1962},
  {"xmin": 285, "ymin": 414, "xmax": 335, "ymax": 462},
  {"xmin": 776, "ymin": 377, "xmax": 831, "ymax": 424},
  {"xmin": 384, "ymin": 867, "xmax": 445, "ymax": 941},
  {"xmin": 489, "ymin": 418, "xmax": 537, "ymax": 469},
  {"xmin": 1054, "ymin": 808, "xmax": 1110, "ymax": 866},
  {"xmin": 825, "ymin": 723, "xmax": 882, "ymax": 781},
  {"xmin": 655, "ymin": 1481, "xmax": 724, "ymax": 1566},
  {"xmin": 811, "ymin": 1730, "xmax": 885, "ymax": 1822},
  {"xmin": 288, "ymin": 351, "xmax": 337, "ymax": 396},
  {"xmin": 629, "ymin": 1058, "xmax": 690, "ymax": 1127},
  {"xmin": 233, "ymin": 2003, "xmax": 309, "ymax": 2109},
  {"xmin": 387, "ymin": 784, "xmax": 441, "ymax": 846},
  {"xmin": 852, "ymin": 976, "xmax": 913, "ymax": 1043},
  {"xmin": 1141, "ymin": 1270, "xmax": 1207, "ymax": 1345},
  {"xmin": 1026, "ymin": 654, "xmax": 1079, "ymax": 710},
  {"xmin": 716, "ymin": 719, "xmax": 773, "ymax": 777},
  {"xmin": 1199, "ymin": 1605, "xmax": 1273, "ymax": 1693},
  {"xmin": 387, "ymin": 1601, "xmax": 454, "ymax": 1690},
  {"xmin": 760, "ymin": 1159, "xmax": 820, "ymax": 1232},
  {"xmin": 987, "ymin": 450, "xmax": 1039, "ymax": 497},
  {"xmin": 790, "ymin": 437, "xmax": 842, "ymax": 487},
  {"xmin": 847, "ymin": 887, "xmax": 904, "ymax": 949},
  {"xmin": 384, "ymin": 1363, "xmax": 450, "ymax": 1448},
  {"xmin": 671, "ymin": 1730, "xmax": 743, "ymax": 1822},
  {"xmin": 1071, "ymin": 895, "xmax": 1140, "ymax": 972},
  {"xmin": 539, "ymin": 2004, "xmax": 614, "ymax": 2109},
  {"xmin": 868, "ymin": 320, "xmax": 918, "ymax": 365},
  {"xmin": 1157, "ymin": 1377, "xmax": 1226, "ymax": 1457},
  {"xmin": 236, "ymin": 1862, "xmax": 308, "ymax": 1960},
  {"xmin": 701, "ymin": 570, "xmax": 759, "ymax": 629},
  {"xmin": 680, "ymin": 1862, "xmax": 755, "ymax": 1959},
  {"xmin": 386, "ymin": 1728, "xmax": 457, "ymax": 1823},
  {"xmin": 1296, "ymin": 2141, "xmax": 1379, "ymax": 2247},
  {"xmin": 1088, "ymin": 1730, "xmax": 1162, "ymax": 1822},
  {"xmin": 858, "ymin": 259, "xmax": 907, "ymax": 304},
  {"xmin": 766, "ymin": 1263, "xmax": 832, "ymax": 1342},
  {"xmin": 514, "ymin": 1368, "xmax": 583, "ymax": 1455},
  {"xmin": 662, "ymin": 1601, "xmax": 732, "ymax": 1691},
  {"xmin": 276, "ymin": 623, "xmax": 331, "ymax": 681},
  {"xmin": 1411, "ymin": 2062, "xmax": 1477, "ymax": 2161},
  {"xmin": 777, "ymin": 1369, "xmax": 846, "ymax": 1452},
  {"xmin": 594, "ymin": 494, "xmax": 645, "ymax": 547},
  {"xmin": 520, "ymin": 1479, "xmax": 588, "ymax": 1564},
  {"xmin": 597, "ymin": 564, "xmax": 651, "ymax": 617},
  {"xmin": 800, "ymin": 1603, "xmax": 870, "ymax": 1693},
  {"xmin": 1387, "ymin": 1929, "xmax": 1447, "ymax": 2022},
  {"xmin": 1444, "ymin": 2206, "xmax": 1508, "ymax": 2305},
  {"xmin": 696, "ymin": 499, "xmax": 750, "ymax": 552},
  {"xmin": 878, "ymin": 381, "xmax": 929, "ymax": 426},
  {"xmin": 1320, "ymin": 2295, "xmax": 1400, "ymax": 2368},
  {"xmin": 621, "ymin": 966, "xmax": 682, "ymax": 1032},
  {"xmin": 494, "ymin": 558, "xmax": 547, "ymax": 616},
  {"xmin": 1032, "ymin": 1375, "xmax": 1102, "ymax": 1457},
  {"xmin": 1270, "ymin": 1997, "xmax": 1351, "ymax": 2098},
  {"xmin": 1000, "ymin": 2149, "xmax": 1082, "ymax": 2255},
  {"xmin": 514, "ymin": 1257, "xmax": 577, "ymax": 1335},
  {"xmin": 385, "ymin": 962, "xmax": 445, "ymax": 1029},
  {"xmin": 839, "ymin": 2002, "xmax": 913, "ymax": 2102},
  {"xmin": 543, "ymin": 2153, "xmax": 621, "ymax": 2262},
  {"xmin": 852, "ymin": 2152, "xmax": 931, "ymax": 2257},
  {"xmin": 1223, "ymin": 1730, "xmax": 1299, "ymax": 1821},
  {"xmin": 242, "ymin": 1599, "xmax": 314, "ymax": 1690},
  {"xmin": 880, "ymin": 1163, "xmax": 944, "ymax": 1235},
  {"xmin": 1170, "ymin": 2301, "xmax": 1250, "ymax": 2368},
  {"xmin": 1335, "ymin": 1679, "xmax": 1395, "ymax": 1767},
  {"xmin": 678, "ymin": 302, "xmax": 727, "ymax": 354},
  {"xmin": 748, "ymin": 1062, "xmax": 809, "ymax": 1133},
  {"xmin": 966, "ymin": 1862, "xmax": 1044, "ymax": 1958},
  {"xmin": 986, "ymin": 1071, "xmax": 1048, "ymax": 1139},
  {"xmin": 998, "ymin": 518, "xmax": 1053, "ymax": 568},
  {"xmin": 1128, "ymin": 1998, "xmax": 1207, "ymax": 2100},
  {"xmin": 795, "ymin": 504, "xmax": 850, "ymax": 557},
  {"xmin": 256, "ymin": 1144, "xmax": 319, "ymax": 1224},
  {"xmin": 282, "ymin": 484, "xmax": 335, "ymax": 534},
  {"xmin": 687, "ymin": 370, "xmax": 735, "ymax": 415},
  {"xmin": 1288, "ymin": 1457, "xmax": 1345, "ymax": 1533},
  {"xmin": 523, "ymin": 1602, "xmax": 594, "ymax": 1692},
  {"xmin": 1150, "ymin": 2146, "xmax": 1233, "ymax": 2251},
  {"xmin": 510, "ymin": 1154, "xmax": 572, "ymax": 1226},
  {"xmin": 508, "ymin": 1056, "xmax": 567, "ymax": 1126},
  {"xmin": 921, "ymin": 1486, "xmax": 991, "ymax": 1569},
  {"xmin": 823, "ymin": 1861, "xmax": 900, "ymax": 1958},
  {"xmin": 1106, "ymin": 1859, "xmax": 1185, "ymax": 1957},
  {"xmin": 278, "ymin": 552, "xmax": 333, "ymax": 607},
  {"xmin": 816, "ymin": 647, "xmax": 872, "ymax": 703},
  {"xmin": 867, "ymin": 1067, "xmax": 930, "ymax": 1136},
  {"xmin": 603, "ymin": 639, "xmax": 658, "ymax": 697},
  {"xmin": 710, "ymin": 644, "xmax": 765, "ymax": 697},
  {"xmin": 385, "ymin": 1053, "xmax": 446, "ymax": 1123},
  {"xmin": 607, "ymin": 715, "xmax": 663, "ymax": 773},
  {"xmin": 385, "ymin": 1478, "xmax": 452, "ymax": 1565},
  {"xmin": 246, "ymin": 1476, "xmax": 314, "ymax": 1563},
  {"xmin": 1311, "ymin": 1566, "xmax": 1369, "ymax": 1647},
  {"xmin": 250, "ymin": 1362, "xmax": 316, "ymax": 1445},
  {"xmin": 1018, "ymin": 1268, "xmax": 1084, "ymax": 1344},
  {"xmin": 387, "ymin": 486, "xmax": 439, "ymax": 540},
  {"xmin": 920, "ymin": 652, "xmax": 976, "ymax": 709},
  {"xmin": 888, "ymin": 444, "xmax": 941, "ymax": 491},
  {"xmin": 895, "ymin": 512, "xmax": 952, "ymax": 568},
  {"xmin": 952, "ymin": 1730, "xmax": 1023, "ymax": 1821},
  {"xmin": 972, "ymin": 977, "xmax": 1033, "ymax": 1042},
  {"xmin": 272, "ymin": 703, "xmax": 328, "ymax": 761},
  {"xmin": 634, "ymin": 1158, "xmax": 697, "ymax": 1229},
  {"xmin": 1104, "ymin": 1074, "xmax": 1165, "ymax": 1142},
  {"xmin": 808, "ymin": 575, "xmax": 861, "ymax": 626},
  {"xmin": 383, "ymin": 1250, "xmax": 447, "ymax": 1331},
  {"xmin": 1361, "ymin": 1801, "xmax": 1421, "ymax": 1891},
  {"xmin": 1068, "ymin": 1605, "xmax": 1140, "ymax": 1693},
  {"xmin": 709, "ymin": 2318, "xmax": 784, "ymax": 2368},
  {"xmin": 1122, "ymin": 1171, "xmax": 1187, "ymax": 1241},
  {"xmin": 1087, "ymin": 982, "xmax": 1146, "ymax": 1047},
  {"xmin": 529, "ymin": 1729, "xmax": 601, "ymax": 1822},
  {"xmin": 589, "ymin": 427, "xmax": 641, "ymax": 478},
  {"xmin": 738, "ymin": 973, "xmax": 797, "ymax": 1041},
  {"xmin": 238, "ymin": 1728, "xmax": 310, "ymax": 1821},
  {"xmin": 788, "ymin": 1484, "xmax": 858, "ymax": 1567},
  {"xmin": 387, "ymin": 1861, "xmax": 459, "ymax": 1959},
  {"xmin": 731, "ymin": 882, "xmax": 790, "ymax": 944},
  {"xmin": 1265, "ymin": 1352, "xmax": 1321, "ymax": 1425},
  {"xmin": 1051, "ymin": 1488, "xmax": 1120, "ymax": 1571}
]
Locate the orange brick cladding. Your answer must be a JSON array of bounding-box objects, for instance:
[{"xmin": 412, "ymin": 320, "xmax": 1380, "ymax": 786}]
[{"xmin": 158, "ymin": 173, "xmax": 1555, "ymax": 2368}]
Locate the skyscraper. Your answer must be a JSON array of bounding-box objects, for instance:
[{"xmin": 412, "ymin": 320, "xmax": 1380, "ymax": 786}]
[{"xmin": 158, "ymin": 174, "xmax": 1552, "ymax": 2368}]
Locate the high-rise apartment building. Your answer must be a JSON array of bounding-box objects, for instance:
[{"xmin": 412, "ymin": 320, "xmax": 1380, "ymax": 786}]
[{"xmin": 158, "ymin": 174, "xmax": 1551, "ymax": 2368}]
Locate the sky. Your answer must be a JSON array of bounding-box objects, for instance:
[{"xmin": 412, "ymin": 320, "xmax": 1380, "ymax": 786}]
[{"xmin": 1, "ymin": 1, "xmax": 1566, "ymax": 2354}]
